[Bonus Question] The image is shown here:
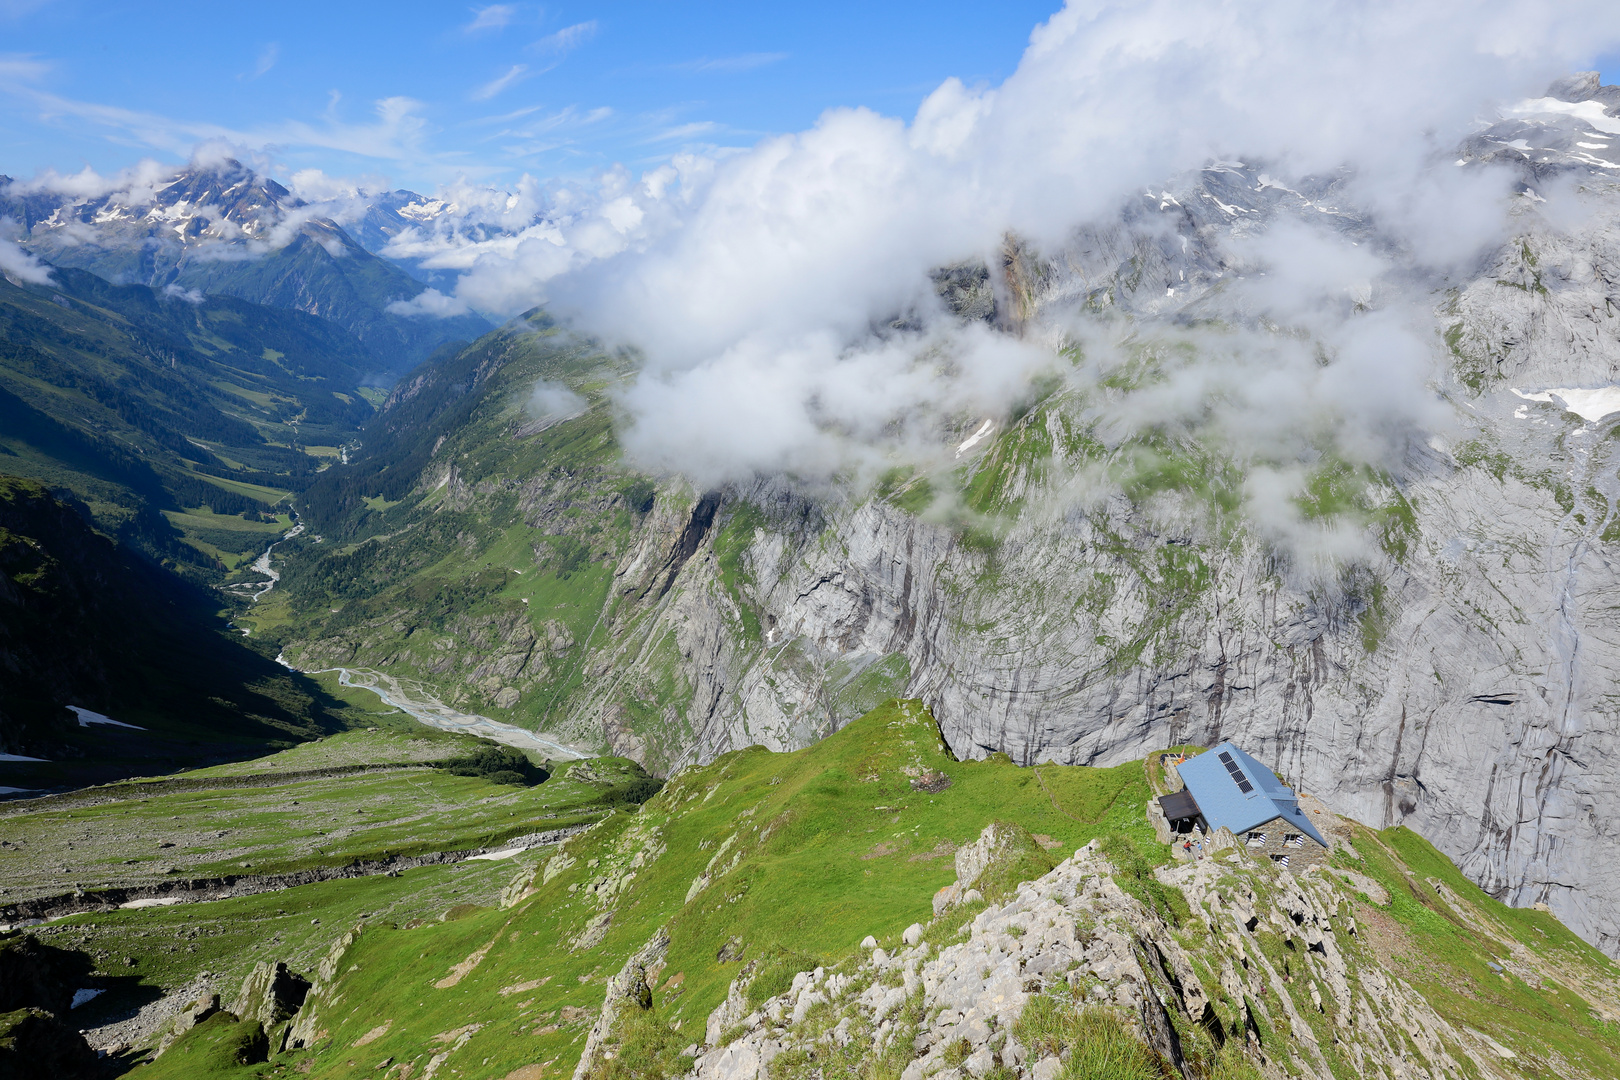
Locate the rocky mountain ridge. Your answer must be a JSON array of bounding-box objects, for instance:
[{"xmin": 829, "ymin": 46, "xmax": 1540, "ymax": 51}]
[
  {"xmin": 73, "ymin": 700, "xmax": 1615, "ymax": 1080},
  {"xmin": 0, "ymin": 160, "xmax": 490, "ymax": 372},
  {"xmin": 663, "ymin": 823, "xmax": 1607, "ymax": 1080}
]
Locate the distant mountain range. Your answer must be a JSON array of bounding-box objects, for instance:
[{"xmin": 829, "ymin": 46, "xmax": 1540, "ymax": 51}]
[
  {"xmin": 0, "ymin": 160, "xmax": 504, "ymax": 783},
  {"xmin": 0, "ymin": 160, "xmax": 490, "ymax": 373}
]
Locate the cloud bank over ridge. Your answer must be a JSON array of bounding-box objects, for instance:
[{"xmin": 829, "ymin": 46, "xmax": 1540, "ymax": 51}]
[
  {"xmin": 455, "ymin": 0, "xmax": 1620, "ymax": 486},
  {"xmin": 9, "ymin": 1, "xmax": 1620, "ymax": 500}
]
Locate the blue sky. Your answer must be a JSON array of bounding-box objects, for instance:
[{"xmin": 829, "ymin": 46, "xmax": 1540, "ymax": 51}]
[{"xmin": 0, "ymin": 0, "xmax": 1064, "ymax": 191}]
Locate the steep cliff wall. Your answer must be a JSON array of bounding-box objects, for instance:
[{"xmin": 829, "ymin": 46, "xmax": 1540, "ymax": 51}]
[{"xmin": 275, "ymin": 161, "xmax": 1620, "ymax": 959}]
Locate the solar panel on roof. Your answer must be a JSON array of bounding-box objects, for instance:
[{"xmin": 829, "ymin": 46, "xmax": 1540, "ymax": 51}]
[{"xmin": 1218, "ymin": 754, "xmax": 1252, "ymax": 791}]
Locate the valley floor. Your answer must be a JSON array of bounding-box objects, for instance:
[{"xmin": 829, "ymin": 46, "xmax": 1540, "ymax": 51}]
[{"xmin": 1, "ymin": 701, "xmax": 1616, "ymax": 1080}]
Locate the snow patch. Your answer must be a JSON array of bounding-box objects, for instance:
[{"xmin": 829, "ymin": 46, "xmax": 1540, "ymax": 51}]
[
  {"xmin": 0, "ymin": 753, "xmax": 48, "ymax": 763},
  {"xmin": 465, "ymin": 847, "xmax": 527, "ymax": 862},
  {"xmin": 1511, "ymin": 386, "xmax": 1620, "ymax": 423},
  {"xmin": 69, "ymin": 707, "xmax": 145, "ymax": 730},
  {"xmin": 1505, "ymin": 97, "xmax": 1620, "ymax": 135},
  {"xmin": 71, "ymin": 989, "xmax": 105, "ymax": 1009},
  {"xmin": 954, "ymin": 419, "xmax": 995, "ymax": 458},
  {"xmin": 118, "ymin": 897, "xmax": 185, "ymax": 910}
]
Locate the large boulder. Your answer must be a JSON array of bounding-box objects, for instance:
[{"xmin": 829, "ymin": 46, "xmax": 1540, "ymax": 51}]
[
  {"xmin": 235, "ymin": 962, "xmax": 310, "ymax": 1030},
  {"xmin": 0, "ymin": 1007, "xmax": 99, "ymax": 1079},
  {"xmin": 934, "ymin": 822, "xmax": 1055, "ymax": 916},
  {"xmin": 155, "ymin": 992, "xmax": 221, "ymax": 1055},
  {"xmin": 0, "ymin": 936, "xmax": 90, "ymax": 1016}
]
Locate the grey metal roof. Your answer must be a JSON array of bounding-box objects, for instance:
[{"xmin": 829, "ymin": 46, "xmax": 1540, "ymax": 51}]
[
  {"xmin": 1158, "ymin": 790, "xmax": 1201, "ymax": 821},
  {"xmin": 1177, "ymin": 742, "xmax": 1327, "ymax": 847}
]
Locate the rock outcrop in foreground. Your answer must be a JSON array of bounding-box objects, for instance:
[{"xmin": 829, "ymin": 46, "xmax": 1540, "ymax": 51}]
[{"xmin": 596, "ymin": 825, "xmax": 1620, "ymax": 1080}]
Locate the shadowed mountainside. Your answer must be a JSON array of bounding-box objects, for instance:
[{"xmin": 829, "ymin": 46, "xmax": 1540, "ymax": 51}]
[{"xmin": 0, "ymin": 475, "xmax": 353, "ymax": 788}]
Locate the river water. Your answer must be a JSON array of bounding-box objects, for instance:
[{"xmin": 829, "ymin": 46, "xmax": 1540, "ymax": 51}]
[{"xmin": 294, "ymin": 663, "xmax": 589, "ymax": 761}]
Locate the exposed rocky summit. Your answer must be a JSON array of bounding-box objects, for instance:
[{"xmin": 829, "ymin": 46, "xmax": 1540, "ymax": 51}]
[{"xmin": 644, "ymin": 826, "xmax": 1617, "ymax": 1080}]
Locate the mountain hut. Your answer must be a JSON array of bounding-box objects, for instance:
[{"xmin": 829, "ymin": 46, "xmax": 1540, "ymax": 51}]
[{"xmin": 1158, "ymin": 741, "xmax": 1328, "ymax": 869}]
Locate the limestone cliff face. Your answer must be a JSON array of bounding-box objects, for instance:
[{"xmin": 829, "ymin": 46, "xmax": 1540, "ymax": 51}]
[
  {"xmin": 283, "ymin": 95, "xmax": 1620, "ymax": 959},
  {"xmin": 563, "ymin": 403, "xmax": 1616, "ymax": 960},
  {"xmin": 534, "ymin": 187, "xmax": 1620, "ymax": 959}
]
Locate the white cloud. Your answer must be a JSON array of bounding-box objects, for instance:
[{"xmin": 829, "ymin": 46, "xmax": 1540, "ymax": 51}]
[
  {"xmin": 527, "ymin": 378, "xmax": 586, "ymax": 420},
  {"xmin": 0, "ymin": 52, "xmax": 49, "ymax": 82},
  {"xmin": 245, "ymin": 42, "xmax": 278, "ymax": 80},
  {"xmin": 465, "ymin": 4, "xmax": 517, "ymax": 34},
  {"xmin": 0, "ymin": 71, "xmax": 435, "ymax": 168},
  {"xmin": 284, "ymin": 166, "xmax": 391, "ymax": 203},
  {"xmin": 421, "ymin": 0, "xmax": 1620, "ymax": 491},
  {"xmin": 4, "ymin": 158, "xmax": 174, "ymax": 202},
  {"xmin": 0, "ymin": 1, "xmax": 52, "ymax": 19},
  {"xmin": 673, "ymin": 53, "xmax": 788, "ymax": 74},
  {"xmin": 12, "ymin": 0, "xmax": 1620, "ymax": 517},
  {"xmin": 386, "ymin": 288, "xmax": 472, "ymax": 317},
  {"xmin": 472, "ymin": 63, "xmax": 530, "ymax": 101},
  {"xmin": 0, "ymin": 224, "xmax": 53, "ymax": 284},
  {"xmin": 528, "ymin": 21, "xmax": 596, "ymax": 57},
  {"xmin": 645, "ymin": 121, "xmax": 718, "ymax": 144},
  {"xmin": 163, "ymin": 283, "xmax": 204, "ymax": 303}
]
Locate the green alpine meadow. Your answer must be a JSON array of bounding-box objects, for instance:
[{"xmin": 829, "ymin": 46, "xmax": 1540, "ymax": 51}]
[{"xmin": 6, "ymin": 5, "xmax": 1620, "ymax": 1078}]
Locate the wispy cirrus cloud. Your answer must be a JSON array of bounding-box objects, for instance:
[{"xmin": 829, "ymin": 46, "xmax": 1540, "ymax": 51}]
[
  {"xmin": 0, "ymin": 53, "xmax": 51, "ymax": 83},
  {"xmin": 464, "ymin": 4, "xmax": 517, "ymax": 34},
  {"xmin": 0, "ymin": 0, "xmax": 53, "ymax": 18},
  {"xmin": 644, "ymin": 120, "xmax": 718, "ymax": 143},
  {"xmin": 0, "ymin": 57, "xmax": 436, "ymax": 169},
  {"xmin": 529, "ymin": 21, "xmax": 596, "ymax": 58},
  {"xmin": 472, "ymin": 63, "xmax": 531, "ymax": 100},
  {"xmin": 488, "ymin": 103, "xmax": 614, "ymax": 158},
  {"xmin": 493, "ymin": 104, "xmax": 613, "ymax": 138},
  {"xmin": 471, "ymin": 102, "xmax": 550, "ymax": 126},
  {"xmin": 672, "ymin": 52, "xmax": 787, "ymax": 74},
  {"xmin": 243, "ymin": 42, "xmax": 278, "ymax": 81}
]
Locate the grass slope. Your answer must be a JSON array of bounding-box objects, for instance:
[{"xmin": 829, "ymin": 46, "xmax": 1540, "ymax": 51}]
[
  {"xmin": 1336, "ymin": 825, "xmax": 1620, "ymax": 1075},
  {"xmin": 155, "ymin": 700, "xmax": 1159, "ymax": 1079},
  {"xmin": 0, "ymin": 476, "xmax": 365, "ymax": 787},
  {"xmin": 8, "ymin": 700, "xmax": 1616, "ymax": 1079},
  {"xmin": 256, "ymin": 314, "xmax": 649, "ymax": 733},
  {"xmin": 1, "ymin": 728, "xmax": 660, "ymax": 903},
  {"xmin": 0, "ymin": 263, "xmax": 380, "ymax": 572},
  {"xmin": 14, "ymin": 734, "xmax": 651, "ymax": 1059}
]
